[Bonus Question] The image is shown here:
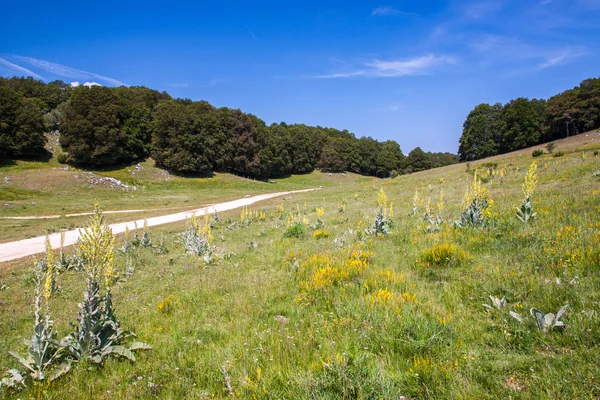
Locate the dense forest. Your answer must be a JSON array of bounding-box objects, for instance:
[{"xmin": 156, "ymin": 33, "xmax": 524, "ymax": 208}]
[
  {"xmin": 0, "ymin": 76, "xmax": 458, "ymax": 178},
  {"xmin": 458, "ymin": 77, "xmax": 600, "ymax": 161}
]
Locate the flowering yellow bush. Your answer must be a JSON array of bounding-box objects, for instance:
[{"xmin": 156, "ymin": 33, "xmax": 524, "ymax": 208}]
[
  {"xmin": 313, "ymin": 230, "xmax": 329, "ymax": 239},
  {"xmin": 293, "ymin": 248, "xmax": 373, "ymax": 304},
  {"xmin": 157, "ymin": 295, "xmax": 178, "ymax": 315},
  {"xmin": 418, "ymin": 243, "xmax": 470, "ymax": 269},
  {"xmin": 365, "ymin": 288, "xmax": 416, "ymax": 309}
]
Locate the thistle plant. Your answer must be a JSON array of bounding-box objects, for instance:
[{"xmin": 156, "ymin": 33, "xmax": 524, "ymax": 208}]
[{"xmin": 516, "ymin": 162, "xmax": 538, "ymax": 223}]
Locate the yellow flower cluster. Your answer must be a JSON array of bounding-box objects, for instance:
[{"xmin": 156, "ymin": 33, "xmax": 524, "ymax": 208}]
[
  {"xmin": 157, "ymin": 295, "xmax": 178, "ymax": 315},
  {"xmin": 365, "ymin": 288, "xmax": 416, "ymax": 309},
  {"xmin": 522, "ymin": 161, "xmax": 538, "ymax": 199},
  {"xmin": 78, "ymin": 205, "xmax": 115, "ymax": 288},
  {"xmin": 315, "ymin": 207, "xmax": 325, "ymax": 218},
  {"xmin": 295, "ymin": 249, "xmax": 373, "ymax": 303},
  {"xmin": 463, "ymin": 170, "xmax": 489, "ymax": 206},
  {"xmin": 418, "ymin": 243, "xmax": 470, "ymax": 268},
  {"xmin": 44, "ymin": 236, "xmax": 55, "ymax": 301},
  {"xmin": 240, "ymin": 207, "xmax": 266, "ymax": 222},
  {"xmin": 313, "ymin": 230, "xmax": 329, "ymax": 239}
]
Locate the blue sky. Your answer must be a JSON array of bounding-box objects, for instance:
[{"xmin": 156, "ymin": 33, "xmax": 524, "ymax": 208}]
[{"xmin": 1, "ymin": 0, "xmax": 599, "ymax": 153}]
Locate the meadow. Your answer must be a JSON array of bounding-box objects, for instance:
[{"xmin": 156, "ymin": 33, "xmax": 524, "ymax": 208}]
[{"xmin": 0, "ymin": 132, "xmax": 599, "ymax": 399}]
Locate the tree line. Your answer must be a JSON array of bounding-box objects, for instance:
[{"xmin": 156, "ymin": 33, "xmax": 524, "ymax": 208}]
[
  {"xmin": 0, "ymin": 76, "xmax": 458, "ymax": 178},
  {"xmin": 458, "ymin": 77, "xmax": 600, "ymax": 161}
]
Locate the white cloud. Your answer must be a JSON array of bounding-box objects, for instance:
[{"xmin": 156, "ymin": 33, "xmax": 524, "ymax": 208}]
[
  {"xmin": 70, "ymin": 81, "xmax": 102, "ymax": 88},
  {"xmin": 12, "ymin": 55, "xmax": 126, "ymax": 86},
  {"xmin": 371, "ymin": 6, "xmax": 419, "ymax": 16},
  {"xmin": 314, "ymin": 54, "xmax": 456, "ymax": 78},
  {"xmin": 0, "ymin": 57, "xmax": 46, "ymax": 81},
  {"xmin": 539, "ymin": 46, "xmax": 588, "ymax": 68}
]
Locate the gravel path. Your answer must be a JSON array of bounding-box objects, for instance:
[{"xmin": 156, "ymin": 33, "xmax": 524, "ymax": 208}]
[{"xmin": 0, "ymin": 188, "xmax": 318, "ymax": 263}]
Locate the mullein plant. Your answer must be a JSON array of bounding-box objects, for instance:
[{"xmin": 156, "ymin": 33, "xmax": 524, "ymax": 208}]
[
  {"xmin": 2, "ymin": 260, "xmax": 70, "ymax": 388},
  {"xmin": 181, "ymin": 213, "xmax": 215, "ymax": 258},
  {"xmin": 140, "ymin": 219, "xmax": 152, "ymax": 248},
  {"xmin": 424, "ymin": 190, "xmax": 445, "ymax": 233},
  {"xmin": 454, "ymin": 170, "xmax": 492, "ymax": 228},
  {"xmin": 367, "ymin": 188, "xmax": 391, "ymax": 236},
  {"xmin": 516, "ymin": 161, "xmax": 538, "ymax": 223},
  {"xmin": 60, "ymin": 205, "xmax": 150, "ymax": 364}
]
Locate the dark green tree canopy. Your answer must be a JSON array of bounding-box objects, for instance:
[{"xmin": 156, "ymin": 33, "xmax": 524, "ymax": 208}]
[
  {"xmin": 459, "ymin": 76, "xmax": 600, "ymax": 161},
  {"xmin": 0, "ymin": 74, "xmax": 462, "ymax": 178}
]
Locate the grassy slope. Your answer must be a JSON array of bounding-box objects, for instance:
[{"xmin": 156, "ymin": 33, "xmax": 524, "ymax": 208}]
[
  {"xmin": 0, "ymin": 133, "xmax": 599, "ymax": 398},
  {"xmin": 0, "ymin": 157, "xmax": 362, "ymax": 243}
]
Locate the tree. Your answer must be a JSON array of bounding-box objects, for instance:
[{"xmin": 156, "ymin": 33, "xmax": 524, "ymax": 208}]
[
  {"xmin": 151, "ymin": 100, "xmax": 213, "ymax": 172},
  {"xmin": 60, "ymin": 86, "xmax": 127, "ymax": 165},
  {"xmin": 0, "ymin": 86, "xmax": 47, "ymax": 157},
  {"xmin": 458, "ymin": 103, "xmax": 503, "ymax": 161},
  {"xmin": 405, "ymin": 147, "xmax": 432, "ymax": 172},
  {"xmin": 500, "ymin": 98, "xmax": 546, "ymax": 153},
  {"xmin": 13, "ymin": 98, "xmax": 47, "ymax": 156}
]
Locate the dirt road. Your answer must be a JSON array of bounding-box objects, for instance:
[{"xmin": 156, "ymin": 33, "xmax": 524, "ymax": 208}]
[{"xmin": 0, "ymin": 188, "xmax": 318, "ymax": 263}]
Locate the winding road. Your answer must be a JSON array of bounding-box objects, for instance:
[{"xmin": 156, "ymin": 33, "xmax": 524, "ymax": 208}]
[{"xmin": 0, "ymin": 188, "xmax": 319, "ymax": 263}]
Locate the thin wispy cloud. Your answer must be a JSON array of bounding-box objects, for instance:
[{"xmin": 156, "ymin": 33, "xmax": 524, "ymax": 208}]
[
  {"xmin": 11, "ymin": 55, "xmax": 126, "ymax": 86},
  {"xmin": 371, "ymin": 6, "xmax": 419, "ymax": 17},
  {"xmin": 168, "ymin": 83, "xmax": 189, "ymax": 88},
  {"xmin": 539, "ymin": 46, "xmax": 588, "ymax": 68},
  {"xmin": 0, "ymin": 57, "xmax": 46, "ymax": 81},
  {"xmin": 245, "ymin": 25, "xmax": 257, "ymax": 40},
  {"xmin": 463, "ymin": 1, "xmax": 504, "ymax": 19},
  {"xmin": 314, "ymin": 54, "xmax": 456, "ymax": 79},
  {"xmin": 468, "ymin": 34, "xmax": 589, "ymax": 70}
]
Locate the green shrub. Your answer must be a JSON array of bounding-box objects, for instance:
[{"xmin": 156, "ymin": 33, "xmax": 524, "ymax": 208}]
[
  {"xmin": 553, "ymin": 151, "xmax": 565, "ymax": 157},
  {"xmin": 283, "ymin": 222, "xmax": 305, "ymax": 238},
  {"xmin": 531, "ymin": 149, "xmax": 544, "ymax": 157},
  {"xmin": 56, "ymin": 152, "xmax": 69, "ymax": 164}
]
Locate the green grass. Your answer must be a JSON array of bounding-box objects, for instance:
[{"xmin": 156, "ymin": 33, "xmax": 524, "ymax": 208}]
[
  {"xmin": 0, "ymin": 158, "xmax": 351, "ymax": 242},
  {"xmin": 1, "ymin": 134, "xmax": 600, "ymax": 398}
]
